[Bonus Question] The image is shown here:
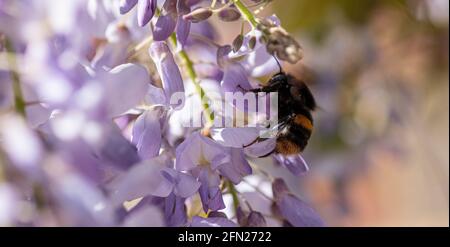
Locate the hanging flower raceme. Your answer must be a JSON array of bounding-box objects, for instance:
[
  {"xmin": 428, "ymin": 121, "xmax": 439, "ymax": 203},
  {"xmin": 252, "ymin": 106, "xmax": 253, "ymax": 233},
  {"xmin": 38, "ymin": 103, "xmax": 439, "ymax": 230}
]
[{"xmin": 0, "ymin": 0, "xmax": 325, "ymax": 227}]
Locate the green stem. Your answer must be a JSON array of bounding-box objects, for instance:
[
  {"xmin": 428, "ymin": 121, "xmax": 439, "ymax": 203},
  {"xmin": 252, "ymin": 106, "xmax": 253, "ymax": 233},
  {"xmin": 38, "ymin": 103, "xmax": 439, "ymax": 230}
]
[
  {"xmin": 4, "ymin": 38, "xmax": 26, "ymax": 117},
  {"xmin": 234, "ymin": 0, "xmax": 258, "ymax": 28},
  {"xmin": 169, "ymin": 34, "xmax": 214, "ymax": 127},
  {"xmin": 227, "ymin": 180, "xmax": 240, "ymax": 213}
]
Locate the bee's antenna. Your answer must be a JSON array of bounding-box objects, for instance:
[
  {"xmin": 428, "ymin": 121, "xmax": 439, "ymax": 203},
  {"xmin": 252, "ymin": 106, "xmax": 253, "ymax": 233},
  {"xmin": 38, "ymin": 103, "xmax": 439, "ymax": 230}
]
[{"xmin": 273, "ymin": 55, "xmax": 283, "ymax": 74}]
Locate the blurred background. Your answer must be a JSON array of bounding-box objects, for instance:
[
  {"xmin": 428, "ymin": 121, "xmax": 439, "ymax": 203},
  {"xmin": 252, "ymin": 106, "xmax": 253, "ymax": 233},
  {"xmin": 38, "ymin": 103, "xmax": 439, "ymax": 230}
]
[
  {"xmin": 278, "ymin": 0, "xmax": 449, "ymax": 227},
  {"xmin": 220, "ymin": 0, "xmax": 449, "ymax": 226}
]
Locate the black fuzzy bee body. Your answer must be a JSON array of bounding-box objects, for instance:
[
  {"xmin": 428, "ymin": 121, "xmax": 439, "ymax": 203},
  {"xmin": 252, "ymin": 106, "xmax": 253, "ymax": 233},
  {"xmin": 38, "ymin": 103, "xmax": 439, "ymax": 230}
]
[{"xmin": 248, "ymin": 72, "xmax": 316, "ymax": 156}]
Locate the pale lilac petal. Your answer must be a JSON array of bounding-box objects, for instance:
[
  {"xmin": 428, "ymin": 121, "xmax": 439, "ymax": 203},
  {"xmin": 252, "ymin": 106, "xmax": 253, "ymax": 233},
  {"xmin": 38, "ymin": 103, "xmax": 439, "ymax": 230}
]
[
  {"xmin": 153, "ymin": 14, "xmax": 177, "ymax": 41},
  {"xmin": 119, "ymin": 0, "xmax": 138, "ymax": 14},
  {"xmin": 218, "ymin": 148, "xmax": 252, "ymax": 184},
  {"xmin": 104, "ymin": 63, "xmax": 150, "ymax": 117},
  {"xmin": 149, "ymin": 42, "xmax": 185, "ymax": 101},
  {"xmin": 131, "ymin": 110, "xmax": 162, "ymax": 159},
  {"xmin": 123, "ymin": 205, "xmax": 164, "ymax": 227},
  {"xmin": 161, "ymin": 168, "xmax": 200, "ymax": 198},
  {"xmin": 110, "ymin": 159, "xmax": 173, "ymax": 205},
  {"xmin": 221, "ymin": 63, "xmax": 252, "ymax": 93},
  {"xmin": 95, "ymin": 124, "xmax": 140, "ymax": 171},
  {"xmin": 274, "ymin": 154, "xmax": 310, "ymax": 175},
  {"xmin": 144, "ymin": 84, "xmax": 167, "ymax": 106},
  {"xmin": 244, "ymin": 45, "xmax": 279, "ymax": 77},
  {"xmin": 190, "ymin": 216, "xmax": 238, "ymax": 227},
  {"xmin": 175, "ymin": 132, "xmax": 226, "ymax": 171},
  {"xmin": 200, "ymin": 136, "xmax": 230, "ymax": 166},
  {"xmin": 175, "ymin": 132, "xmax": 203, "ymax": 171}
]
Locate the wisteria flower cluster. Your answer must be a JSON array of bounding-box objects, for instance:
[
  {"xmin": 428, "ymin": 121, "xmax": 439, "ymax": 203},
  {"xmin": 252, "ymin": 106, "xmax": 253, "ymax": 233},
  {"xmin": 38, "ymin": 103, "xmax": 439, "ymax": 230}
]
[{"xmin": 0, "ymin": 0, "xmax": 323, "ymax": 227}]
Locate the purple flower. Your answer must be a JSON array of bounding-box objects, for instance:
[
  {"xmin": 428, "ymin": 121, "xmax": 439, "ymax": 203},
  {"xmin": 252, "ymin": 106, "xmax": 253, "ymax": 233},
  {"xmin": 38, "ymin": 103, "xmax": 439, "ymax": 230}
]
[
  {"xmin": 165, "ymin": 192, "xmax": 188, "ymax": 226},
  {"xmin": 149, "ymin": 41, "xmax": 185, "ymax": 101},
  {"xmin": 131, "ymin": 109, "xmax": 163, "ymax": 159},
  {"xmin": 274, "ymin": 154, "xmax": 310, "ymax": 175},
  {"xmin": 0, "ymin": 0, "xmax": 322, "ymax": 227},
  {"xmin": 152, "ymin": 0, "xmax": 198, "ymax": 44},
  {"xmin": 110, "ymin": 155, "xmax": 200, "ymax": 206},
  {"xmin": 236, "ymin": 207, "xmax": 267, "ymax": 227},
  {"xmin": 272, "ymin": 179, "xmax": 325, "ymax": 227}
]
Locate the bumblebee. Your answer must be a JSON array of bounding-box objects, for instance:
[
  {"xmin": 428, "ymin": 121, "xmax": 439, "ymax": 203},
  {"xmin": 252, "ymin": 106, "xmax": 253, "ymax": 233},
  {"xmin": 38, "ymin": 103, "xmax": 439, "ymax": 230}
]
[{"xmin": 245, "ymin": 71, "xmax": 316, "ymax": 157}]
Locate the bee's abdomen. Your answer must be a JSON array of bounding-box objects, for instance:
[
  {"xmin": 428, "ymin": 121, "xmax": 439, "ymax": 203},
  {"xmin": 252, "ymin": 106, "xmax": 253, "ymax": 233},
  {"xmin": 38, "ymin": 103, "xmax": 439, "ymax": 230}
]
[{"xmin": 275, "ymin": 114, "xmax": 313, "ymax": 155}]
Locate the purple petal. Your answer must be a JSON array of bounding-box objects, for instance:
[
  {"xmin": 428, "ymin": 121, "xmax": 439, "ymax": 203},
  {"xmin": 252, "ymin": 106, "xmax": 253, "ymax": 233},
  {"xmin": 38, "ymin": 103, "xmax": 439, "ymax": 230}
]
[
  {"xmin": 104, "ymin": 63, "xmax": 150, "ymax": 117},
  {"xmin": 217, "ymin": 45, "xmax": 232, "ymax": 68},
  {"xmin": 119, "ymin": 0, "xmax": 138, "ymax": 14},
  {"xmin": 244, "ymin": 138, "xmax": 276, "ymax": 158},
  {"xmin": 218, "ymin": 148, "xmax": 252, "ymax": 184},
  {"xmin": 244, "ymin": 45, "xmax": 279, "ymax": 77},
  {"xmin": 165, "ymin": 193, "xmax": 188, "ymax": 227},
  {"xmin": 93, "ymin": 124, "xmax": 141, "ymax": 171},
  {"xmin": 176, "ymin": 16, "xmax": 191, "ymax": 49},
  {"xmin": 110, "ymin": 159, "xmax": 173, "ymax": 205},
  {"xmin": 191, "ymin": 216, "xmax": 238, "ymax": 227},
  {"xmin": 153, "ymin": 14, "xmax": 177, "ymax": 41},
  {"xmin": 137, "ymin": 0, "xmax": 156, "ymax": 27},
  {"xmin": 246, "ymin": 211, "xmax": 267, "ymax": 227},
  {"xmin": 144, "ymin": 83, "xmax": 167, "ymax": 106},
  {"xmin": 271, "ymin": 178, "xmax": 290, "ymax": 200},
  {"xmin": 221, "ymin": 63, "xmax": 252, "ymax": 93},
  {"xmin": 123, "ymin": 205, "xmax": 164, "ymax": 227},
  {"xmin": 198, "ymin": 167, "xmax": 225, "ymax": 212},
  {"xmin": 274, "ymin": 154, "xmax": 310, "ymax": 175},
  {"xmin": 131, "ymin": 109, "xmax": 162, "ymax": 159},
  {"xmin": 161, "ymin": 167, "xmax": 200, "ymax": 198},
  {"xmin": 277, "ymin": 194, "xmax": 325, "ymax": 227},
  {"xmin": 175, "ymin": 132, "xmax": 204, "ymax": 171},
  {"xmin": 175, "ymin": 132, "xmax": 226, "ymax": 171},
  {"xmin": 149, "ymin": 42, "xmax": 185, "ymax": 101}
]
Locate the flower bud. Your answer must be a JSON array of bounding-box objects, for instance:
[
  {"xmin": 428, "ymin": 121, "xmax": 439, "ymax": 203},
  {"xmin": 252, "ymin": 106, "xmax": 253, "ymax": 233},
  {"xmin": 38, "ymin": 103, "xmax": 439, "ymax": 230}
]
[
  {"xmin": 218, "ymin": 7, "xmax": 241, "ymax": 22},
  {"xmin": 246, "ymin": 211, "xmax": 267, "ymax": 227},
  {"xmin": 183, "ymin": 8, "xmax": 213, "ymax": 23},
  {"xmin": 272, "ymin": 178, "xmax": 290, "ymax": 200},
  {"xmin": 248, "ymin": 35, "xmax": 257, "ymax": 50},
  {"xmin": 232, "ymin": 34, "xmax": 244, "ymax": 53}
]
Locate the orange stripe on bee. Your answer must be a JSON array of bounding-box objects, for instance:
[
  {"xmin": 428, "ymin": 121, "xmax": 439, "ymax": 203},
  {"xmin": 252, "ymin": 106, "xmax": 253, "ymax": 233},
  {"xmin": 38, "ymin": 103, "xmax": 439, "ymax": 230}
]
[
  {"xmin": 294, "ymin": 115, "xmax": 313, "ymax": 131},
  {"xmin": 276, "ymin": 139, "xmax": 301, "ymax": 155}
]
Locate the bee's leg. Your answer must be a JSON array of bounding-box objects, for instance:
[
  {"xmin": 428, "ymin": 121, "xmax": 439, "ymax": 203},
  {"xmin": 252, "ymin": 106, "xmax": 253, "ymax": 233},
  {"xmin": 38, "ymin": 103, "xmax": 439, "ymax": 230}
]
[
  {"xmin": 242, "ymin": 137, "xmax": 263, "ymax": 148},
  {"xmin": 242, "ymin": 137, "xmax": 268, "ymax": 148},
  {"xmin": 257, "ymin": 149, "xmax": 275, "ymax": 158},
  {"xmin": 242, "ymin": 137, "xmax": 276, "ymax": 158}
]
